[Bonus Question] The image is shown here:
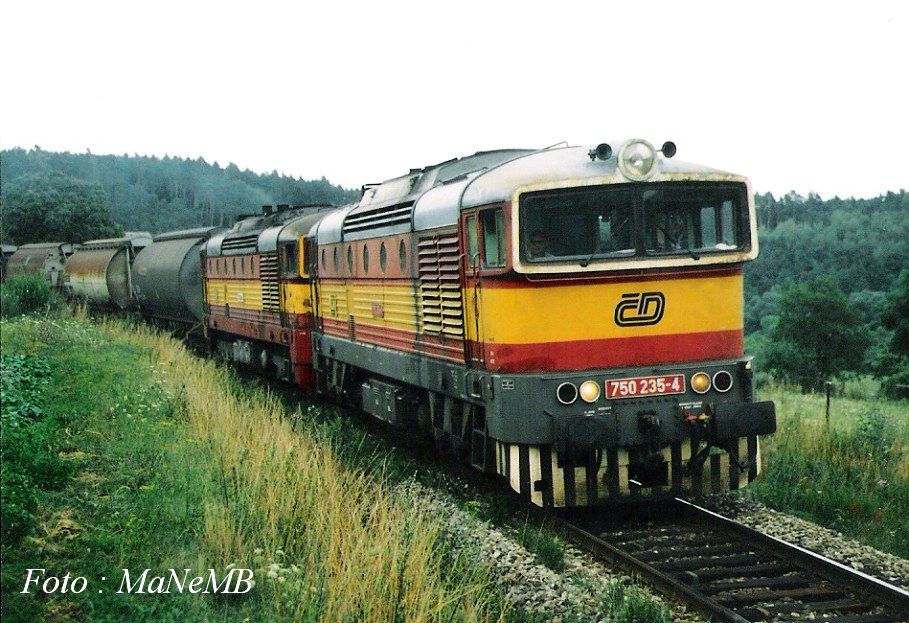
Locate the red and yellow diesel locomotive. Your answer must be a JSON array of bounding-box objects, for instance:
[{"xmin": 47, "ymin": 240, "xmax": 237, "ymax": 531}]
[{"xmin": 194, "ymin": 138, "xmax": 776, "ymax": 507}]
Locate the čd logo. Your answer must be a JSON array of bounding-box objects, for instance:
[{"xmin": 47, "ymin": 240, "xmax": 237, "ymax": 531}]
[{"xmin": 614, "ymin": 292, "xmax": 665, "ymax": 326}]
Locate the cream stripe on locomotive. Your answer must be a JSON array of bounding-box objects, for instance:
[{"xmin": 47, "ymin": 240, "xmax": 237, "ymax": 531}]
[{"xmin": 495, "ymin": 437, "xmax": 760, "ymax": 507}]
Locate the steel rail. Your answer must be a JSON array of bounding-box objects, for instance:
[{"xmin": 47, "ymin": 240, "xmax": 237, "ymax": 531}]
[
  {"xmin": 556, "ymin": 516, "xmax": 752, "ymax": 623},
  {"xmin": 672, "ymin": 498, "xmax": 909, "ymax": 614},
  {"xmin": 554, "ymin": 499, "xmax": 909, "ymax": 623}
]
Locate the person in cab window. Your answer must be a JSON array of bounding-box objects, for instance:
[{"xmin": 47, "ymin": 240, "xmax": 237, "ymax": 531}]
[{"xmin": 528, "ymin": 230, "xmax": 554, "ymax": 259}]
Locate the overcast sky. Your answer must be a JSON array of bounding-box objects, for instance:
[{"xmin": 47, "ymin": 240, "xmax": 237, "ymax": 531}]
[{"xmin": 1, "ymin": 1, "xmax": 905, "ymax": 199}]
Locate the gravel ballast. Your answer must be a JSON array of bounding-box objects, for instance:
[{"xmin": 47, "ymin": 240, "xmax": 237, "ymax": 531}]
[
  {"xmin": 395, "ymin": 480, "xmax": 907, "ymax": 621},
  {"xmin": 397, "ymin": 479, "xmax": 702, "ymax": 622},
  {"xmin": 705, "ymin": 494, "xmax": 909, "ymax": 591}
]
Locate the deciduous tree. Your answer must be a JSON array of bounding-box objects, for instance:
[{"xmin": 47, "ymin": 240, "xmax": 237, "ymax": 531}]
[
  {"xmin": 1, "ymin": 173, "xmax": 121, "ymax": 244},
  {"xmin": 765, "ymin": 277, "xmax": 867, "ymax": 391}
]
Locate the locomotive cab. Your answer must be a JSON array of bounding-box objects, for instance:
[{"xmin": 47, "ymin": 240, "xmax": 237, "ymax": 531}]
[{"xmin": 457, "ymin": 140, "xmax": 776, "ymax": 505}]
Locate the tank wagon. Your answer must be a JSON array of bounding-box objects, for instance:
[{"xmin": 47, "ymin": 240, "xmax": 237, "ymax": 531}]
[
  {"xmin": 65, "ymin": 232, "xmax": 152, "ymax": 308},
  {"xmin": 303, "ymin": 139, "xmax": 776, "ymax": 507},
  {"xmin": 5, "ymin": 242, "xmax": 73, "ymax": 286},
  {"xmin": 132, "ymin": 227, "xmax": 222, "ymax": 324}
]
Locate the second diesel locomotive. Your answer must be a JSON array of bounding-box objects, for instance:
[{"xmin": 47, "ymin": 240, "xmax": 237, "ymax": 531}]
[{"xmin": 193, "ymin": 139, "xmax": 776, "ymax": 507}]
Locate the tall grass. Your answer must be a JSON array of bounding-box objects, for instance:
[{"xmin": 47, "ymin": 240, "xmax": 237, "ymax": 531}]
[
  {"xmin": 0, "ymin": 275, "xmax": 56, "ymax": 318},
  {"xmin": 1, "ymin": 315, "xmax": 509, "ymax": 622},
  {"xmin": 751, "ymin": 382, "xmax": 908, "ymax": 557},
  {"xmin": 98, "ymin": 319, "xmax": 507, "ymax": 622}
]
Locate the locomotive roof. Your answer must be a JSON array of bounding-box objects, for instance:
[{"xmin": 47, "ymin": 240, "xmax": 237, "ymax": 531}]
[
  {"xmin": 318, "ymin": 141, "xmax": 746, "ymax": 242},
  {"xmin": 459, "ymin": 144, "xmax": 739, "ymax": 207},
  {"xmin": 206, "ymin": 206, "xmax": 334, "ymax": 256},
  {"xmin": 319, "ymin": 149, "xmax": 533, "ymax": 243}
]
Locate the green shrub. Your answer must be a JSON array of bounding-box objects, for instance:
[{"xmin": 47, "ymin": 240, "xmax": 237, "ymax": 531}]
[
  {"xmin": 0, "ymin": 275, "xmax": 55, "ymax": 318},
  {"xmin": 600, "ymin": 581, "xmax": 671, "ymax": 623},
  {"xmin": 517, "ymin": 521, "xmax": 565, "ymax": 572},
  {"xmin": 0, "ymin": 354, "xmax": 51, "ymax": 425},
  {"xmin": 0, "ymin": 469, "xmax": 37, "ymax": 545},
  {"xmin": 853, "ymin": 407, "xmax": 894, "ymax": 459},
  {"xmin": 879, "ymin": 358, "xmax": 909, "ymax": 400},
  {"xmin": 0, "ymin": 352, "xmax": 67, "ymax": 545},
  {"xmin": 1, "ymin": 423, "xmax": 70, "ymax": 489}
]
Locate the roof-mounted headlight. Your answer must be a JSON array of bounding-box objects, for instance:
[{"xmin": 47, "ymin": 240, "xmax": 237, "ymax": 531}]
[{"xmin": 618, "ymin": 139, "xmax": 657, "ymax": 181}]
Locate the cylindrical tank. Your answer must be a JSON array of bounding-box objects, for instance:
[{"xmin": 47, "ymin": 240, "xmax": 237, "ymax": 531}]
[
  {"xmin": 66, "ymin": 246, "xmax": 132, "ymax": 308},
  {"xmin": 65, "ymin": 233, "xmax": 151, "ymax": 308},
  {"xmin": 5, "ymin": 243, "xmax": 73, "ymax": 286},
  {"xmin": 132, "ymin": 227, "xmax": 220, "ymax": 323}
]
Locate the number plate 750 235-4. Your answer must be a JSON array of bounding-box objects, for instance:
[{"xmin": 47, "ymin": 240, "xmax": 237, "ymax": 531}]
[{"xmin": 605, "ymin": 374, "xmax": 686, "ymax": 399}]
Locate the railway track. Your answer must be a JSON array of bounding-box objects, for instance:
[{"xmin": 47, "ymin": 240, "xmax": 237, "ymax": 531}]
[
  {"xmin": 559, "ymin": 498, "xmax": 909, "ymax": 623},
  {"xmin": 232, "ymin": 370, "xmax": 908, "ymax": 622}
]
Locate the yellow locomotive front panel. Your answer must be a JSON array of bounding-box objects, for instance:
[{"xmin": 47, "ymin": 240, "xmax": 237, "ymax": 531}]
[{"xmin": 468, "ymin": 265, "xmax": 744, "ymax": 373}]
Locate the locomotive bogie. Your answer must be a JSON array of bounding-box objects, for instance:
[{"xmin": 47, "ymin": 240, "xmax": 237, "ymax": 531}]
[{"xmin": 210, "ymin": 333, "xmax": 294, "ymax": 381}]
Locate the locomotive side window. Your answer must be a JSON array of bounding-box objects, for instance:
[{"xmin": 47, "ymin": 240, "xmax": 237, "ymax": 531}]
[
  {"xmin": 300, "ymin": 240, "xmax": 311, "ymax": 277},
  {"xmin": 465, "ymin": 215, "xmax": 479, "ymax": 267},
  {"xmin": 281, "ymin": 244, "xmax": 298, "ymax": 276},
  {"xmin": 480, "ymin": 209, "xmax": 505, "ymax": 268}
]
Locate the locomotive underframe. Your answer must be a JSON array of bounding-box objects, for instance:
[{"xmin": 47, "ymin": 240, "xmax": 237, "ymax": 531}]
[{"xmin": 313, "ymin": 331, "xmax": 775, "ymax": 506}]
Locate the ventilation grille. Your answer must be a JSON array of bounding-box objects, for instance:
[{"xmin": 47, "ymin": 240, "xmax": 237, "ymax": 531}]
[
  {"xmin": 418, "ymin": 234, "xmax": 463, "ymax": 337},
  {"xmin": 221, "ymin": 234, "xmax": 258, "ymax": 253},
  {"xmin": 260, "ymin": 253, "xmax": 280, "ymax": 312},
  {"xmin": 343, "ymin": 202, "xmax": 413, "ymax": 235}
]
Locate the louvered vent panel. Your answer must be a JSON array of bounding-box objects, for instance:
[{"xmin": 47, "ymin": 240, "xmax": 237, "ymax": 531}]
[
  {"xmin": 221, "ymin": 234, "xmax": 258, "ymax": 253},
  {"xmin": 260, "ymin": 253, "xmax": 280, "ymax": 312},
  {"xmin": 418, "ymin": 234, "xmax": 464, "ymax": 337},
  {"xmin": 342, "ymin": 203, "xmax": 413, "ymax": 235}
]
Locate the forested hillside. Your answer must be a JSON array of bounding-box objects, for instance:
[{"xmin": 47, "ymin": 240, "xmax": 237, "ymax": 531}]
[
  {"xmin": 0, "ymin": 147, "xmax": 359, "ymax": 236},
  {"xmin": 745, "ymin": 190, "xmax": 908, "ymax": 333},
  {"xmin": 1, "ymin": 148, "xmax": 906, "ymax": 393},
  {"xmin": 744, "ymin": 190, "xmax": 908, "ymax": 395}
]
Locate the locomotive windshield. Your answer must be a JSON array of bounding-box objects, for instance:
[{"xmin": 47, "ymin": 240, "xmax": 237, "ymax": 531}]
[{"xmin": 519, "ymin": 182, "xmax": 749, "ymax": 263}]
